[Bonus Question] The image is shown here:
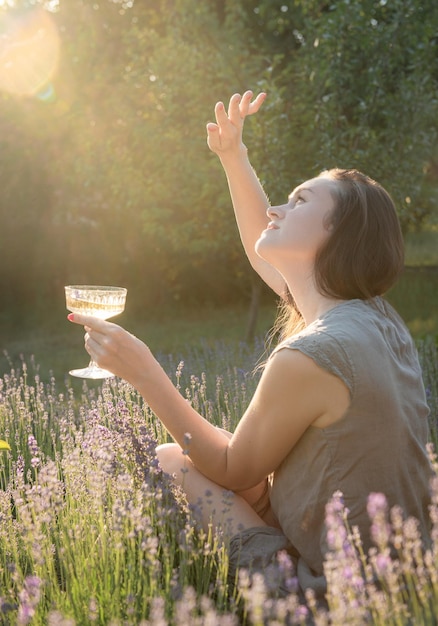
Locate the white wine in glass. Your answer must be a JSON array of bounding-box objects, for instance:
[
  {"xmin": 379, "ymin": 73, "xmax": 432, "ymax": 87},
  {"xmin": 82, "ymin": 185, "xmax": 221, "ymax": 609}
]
[{"xmin": 65, "ymin": 285, "xmax": 127, "ymax": 379}]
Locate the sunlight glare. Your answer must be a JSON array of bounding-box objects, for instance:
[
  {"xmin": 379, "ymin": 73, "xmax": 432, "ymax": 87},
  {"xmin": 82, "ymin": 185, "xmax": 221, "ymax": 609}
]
[{"xmin": 0, "ymin": 7, "xmax": 60, "ymax": 97}]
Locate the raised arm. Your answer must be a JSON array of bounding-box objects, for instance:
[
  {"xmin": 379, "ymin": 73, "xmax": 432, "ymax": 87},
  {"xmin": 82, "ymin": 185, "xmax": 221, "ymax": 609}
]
[{"xmin": 207, "ymin": 91, "xmax": 286, "ymax": 298}]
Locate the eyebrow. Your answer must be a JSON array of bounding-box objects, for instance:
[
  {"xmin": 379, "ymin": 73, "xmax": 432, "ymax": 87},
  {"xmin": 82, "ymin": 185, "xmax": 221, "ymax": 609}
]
[{"xmin": 288, "ymin": 187, "xmax": 315, "ymax": 200}]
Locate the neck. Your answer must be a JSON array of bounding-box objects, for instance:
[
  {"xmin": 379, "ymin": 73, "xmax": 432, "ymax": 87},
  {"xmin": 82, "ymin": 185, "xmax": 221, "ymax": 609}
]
[{"xmin": 283, "ymin": 266, "xmax": 344, "ymax": 326}]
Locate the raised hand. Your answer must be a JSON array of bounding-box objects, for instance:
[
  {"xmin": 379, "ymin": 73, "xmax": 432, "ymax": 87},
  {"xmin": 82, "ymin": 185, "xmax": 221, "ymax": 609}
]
[{"xmin": 206, "ymin": 90, "xmax": 266, "ymax": 156}]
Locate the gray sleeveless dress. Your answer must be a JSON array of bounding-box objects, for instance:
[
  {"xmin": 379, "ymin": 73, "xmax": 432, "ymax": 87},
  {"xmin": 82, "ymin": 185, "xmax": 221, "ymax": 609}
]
[{"xmin": 228, "ymin": 297, "xmax": 432, "ymax": 597}]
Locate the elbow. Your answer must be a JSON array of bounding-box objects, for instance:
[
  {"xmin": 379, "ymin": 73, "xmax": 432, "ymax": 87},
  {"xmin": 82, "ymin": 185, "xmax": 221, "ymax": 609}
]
[{"xmin": 221, "ymin": 454, "xmax": 263, "ymax": 492}]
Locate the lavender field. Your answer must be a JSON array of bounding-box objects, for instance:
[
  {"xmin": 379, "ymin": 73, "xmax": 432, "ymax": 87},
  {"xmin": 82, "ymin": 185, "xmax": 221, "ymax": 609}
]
[{"xmin": 0, "ymin": 337, "xmax": 437, "ymax": 625}]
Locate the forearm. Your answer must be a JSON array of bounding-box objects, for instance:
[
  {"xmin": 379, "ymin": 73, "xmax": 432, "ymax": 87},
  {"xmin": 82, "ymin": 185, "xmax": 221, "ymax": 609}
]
[
  {"xmin": 135, "ymin": 360, "xmax": 232, "ymax": 484},
  {"xmin": 219, "ymin": 147, "xmax": 270, "ymax": 258},
  {"xmin": 219, "ymin": 148, "xmax": 285, "ymax": 296}
]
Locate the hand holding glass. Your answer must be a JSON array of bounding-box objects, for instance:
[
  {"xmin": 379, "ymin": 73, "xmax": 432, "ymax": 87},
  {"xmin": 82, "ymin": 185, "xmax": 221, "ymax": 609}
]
[{"xmin": 65, "ymin": 285, "xmax": 127, "ymax": 379}]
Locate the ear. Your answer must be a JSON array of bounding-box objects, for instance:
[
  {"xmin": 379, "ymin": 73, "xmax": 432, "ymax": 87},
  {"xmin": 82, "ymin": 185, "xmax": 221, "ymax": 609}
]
[{"xmin": 323, "ymin": 211, "xmax": 335, "ymax": 232}]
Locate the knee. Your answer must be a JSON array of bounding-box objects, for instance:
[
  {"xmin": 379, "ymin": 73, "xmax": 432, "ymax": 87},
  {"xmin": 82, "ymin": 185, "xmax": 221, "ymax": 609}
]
[{"xmin": 155, "ymin": 442, "xmax": 187, "ymax": 478}]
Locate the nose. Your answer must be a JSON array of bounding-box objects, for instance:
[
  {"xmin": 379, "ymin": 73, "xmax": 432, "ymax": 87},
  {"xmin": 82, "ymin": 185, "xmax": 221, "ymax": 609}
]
[{"xmin": 267, "ymin": 204, "xmax": 285, "ymax": 219}]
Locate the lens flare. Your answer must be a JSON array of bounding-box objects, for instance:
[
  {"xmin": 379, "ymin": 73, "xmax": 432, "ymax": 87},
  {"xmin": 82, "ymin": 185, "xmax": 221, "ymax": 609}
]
[
  {"xmin": 36, "ymin": 81, "xmax": 56, "ymax": 102},
  {"xmin": 0, "ymin": 7, "xmax": 60, "ymax": 97}
]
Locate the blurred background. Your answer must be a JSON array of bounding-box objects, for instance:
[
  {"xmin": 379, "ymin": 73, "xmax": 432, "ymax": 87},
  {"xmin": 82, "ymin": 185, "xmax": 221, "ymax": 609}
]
[{"xmin": 0, "ymin": 0, "xmax": 437, "ymax": 378}]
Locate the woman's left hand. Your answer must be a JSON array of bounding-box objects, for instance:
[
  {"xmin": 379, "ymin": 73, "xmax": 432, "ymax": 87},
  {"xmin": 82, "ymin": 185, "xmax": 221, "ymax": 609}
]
[{"xmin": 68, "ymin": 313, "xmax": 155, "ymax": 388}]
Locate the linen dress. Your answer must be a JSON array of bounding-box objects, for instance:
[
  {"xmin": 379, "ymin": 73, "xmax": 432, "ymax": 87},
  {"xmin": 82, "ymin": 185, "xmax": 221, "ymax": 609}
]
[{"xmin": 228, "ymin": 297, "xmax": 432, "ymax": 598}]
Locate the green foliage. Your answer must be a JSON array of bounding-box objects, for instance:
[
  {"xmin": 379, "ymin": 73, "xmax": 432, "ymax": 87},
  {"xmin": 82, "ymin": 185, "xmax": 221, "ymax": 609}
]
[
  {"xmin": 289, "ymin": 0, "xmax": 438, "ymax": 230},
  {"xmin": 0, "ymin": 105, "xmax": 53, "ymax": 311},
  {"xmin": 0, "ymin": 0, "xmax": 436, "ymax": 314}
]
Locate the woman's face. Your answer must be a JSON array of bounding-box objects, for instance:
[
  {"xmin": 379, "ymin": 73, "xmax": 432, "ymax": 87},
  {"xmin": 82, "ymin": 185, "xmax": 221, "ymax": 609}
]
[{"xmin": 255, "ymin": 176, "xmax": 336, "ymax": 272}]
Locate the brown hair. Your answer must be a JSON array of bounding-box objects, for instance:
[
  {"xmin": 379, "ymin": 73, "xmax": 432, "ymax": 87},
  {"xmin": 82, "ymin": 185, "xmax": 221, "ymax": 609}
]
[{"xmin": 275, "ymin": 168, "xmax": 404, "ymax": 340}]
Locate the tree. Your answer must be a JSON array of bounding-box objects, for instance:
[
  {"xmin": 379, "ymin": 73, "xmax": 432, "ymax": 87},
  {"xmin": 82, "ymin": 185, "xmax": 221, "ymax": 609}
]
[
  {"xmin": 255, "ymin": 0, "xmax": 438, "ymax": 231},
  {"xmin": 48, "ymin": 0, "xmax": 270, "ymax": 310},
  {"xmin": 0, "ymin": 0, "xmax": 436, "ymax": 326}
]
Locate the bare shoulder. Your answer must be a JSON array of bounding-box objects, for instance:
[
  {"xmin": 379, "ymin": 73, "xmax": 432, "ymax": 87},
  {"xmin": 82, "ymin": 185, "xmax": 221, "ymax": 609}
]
[{"xmin": 266, "ymin": 347, "xmax": 350, "ymax": 428}]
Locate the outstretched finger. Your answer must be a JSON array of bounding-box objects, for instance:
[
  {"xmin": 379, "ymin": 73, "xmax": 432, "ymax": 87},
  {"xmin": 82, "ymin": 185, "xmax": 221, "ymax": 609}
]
[
  {"xmin": 206, "ymin": 121, "xmax": 220, "ymax": 151},
  {"xmin": 238, "ymin": 90, "xmax": 254, "ymax": 118},
  {"xmin": 247, "ymin": 92, "xmax": 267, "ymax": 116},
  {"xmin": 214, "ymin": 100, "xmax": 230, "ymax": 127},
  {"xmin": 228, "ymin": 93, "xmax": 243, "ymax": 126}
]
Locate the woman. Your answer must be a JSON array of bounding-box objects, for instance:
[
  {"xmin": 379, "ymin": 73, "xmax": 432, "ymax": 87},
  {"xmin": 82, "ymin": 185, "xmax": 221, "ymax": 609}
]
[{"xmin": 68, "ymin": 91, "xmax": 432, "ymax": 598}]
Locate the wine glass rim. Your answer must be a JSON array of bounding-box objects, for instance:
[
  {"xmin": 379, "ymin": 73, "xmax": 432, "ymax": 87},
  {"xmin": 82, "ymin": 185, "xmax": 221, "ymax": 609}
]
[{"xmin": 65, "ymin": 285, "xmax": 127, "ymax": 293}]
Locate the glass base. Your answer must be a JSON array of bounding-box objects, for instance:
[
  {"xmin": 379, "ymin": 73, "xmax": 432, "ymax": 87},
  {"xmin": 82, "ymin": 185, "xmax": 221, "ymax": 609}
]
[{"xmin": 69, "ymin": 366, "xmax": 115, "ymax": 379}]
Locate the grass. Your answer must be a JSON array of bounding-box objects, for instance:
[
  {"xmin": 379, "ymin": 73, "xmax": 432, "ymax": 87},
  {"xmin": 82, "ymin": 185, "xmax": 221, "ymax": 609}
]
[
  {"xmin": 2, "ymin": 268, "xmax": 438, "ymax": 383},
  {"xmin": 0, "ymin": 300, "xmax": 278, "ymax": 383}
]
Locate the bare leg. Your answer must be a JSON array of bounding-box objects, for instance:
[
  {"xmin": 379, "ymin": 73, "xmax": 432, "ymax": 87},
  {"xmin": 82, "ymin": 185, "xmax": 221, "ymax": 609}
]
[{"xmin": 156, "ymin": 442, "xmax": 267, "ymax": 537}]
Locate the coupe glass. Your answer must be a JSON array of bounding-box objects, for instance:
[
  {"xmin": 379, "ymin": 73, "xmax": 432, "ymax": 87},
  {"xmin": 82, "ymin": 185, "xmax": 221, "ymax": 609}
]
[{"xmin": 65, "ymin": 285, "xmax": 127, "ymax": 379}]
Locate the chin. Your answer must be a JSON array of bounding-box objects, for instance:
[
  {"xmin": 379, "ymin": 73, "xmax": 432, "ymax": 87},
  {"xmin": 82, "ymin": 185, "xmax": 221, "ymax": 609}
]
[
  {"xmin": 254, "ymin": 238, "xmax": 265, "ymax": 256},
  {"xmin": 255, "ymin": 239, "xmax": 271, "ymax": 262}
]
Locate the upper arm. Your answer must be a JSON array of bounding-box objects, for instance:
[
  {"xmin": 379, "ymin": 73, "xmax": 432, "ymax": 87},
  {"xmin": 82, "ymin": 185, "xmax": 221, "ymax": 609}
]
[
  {"xmin": 250, "ymin": 257, "xmax": 288, "ymax": 298},
  {"xmin": 224, "ymin": 348, "xmax": 350, "ymax": 490}
]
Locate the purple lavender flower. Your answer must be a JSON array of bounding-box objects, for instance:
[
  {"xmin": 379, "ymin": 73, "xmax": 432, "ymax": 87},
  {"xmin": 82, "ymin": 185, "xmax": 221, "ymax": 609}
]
[
  {"xmin": 367, "ymin": 493, "xmax": 391, "ymax": 547},
  {"xmin": 374, "ymin": 552, "xmax": 392, "ymax": 576},
  {"xmin": 17, "ymin": 576, "xmax": 42, "ymax": 625},
  {"xmin": 367, "ymin": 492, "xmax": 388, "ymax": 519},
  {"xmin": 27, "ymin": 435, "xmax": 41, "ymax": 469}
]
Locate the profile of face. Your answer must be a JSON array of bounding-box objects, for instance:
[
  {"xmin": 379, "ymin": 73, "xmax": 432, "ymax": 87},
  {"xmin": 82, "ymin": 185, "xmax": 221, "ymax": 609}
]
[
  {"xmin": 257, "ymin": 168, "xmax": 404, "ymax": 301},
  {"xmin": 255, "ymin": 176, "xmax": 336, "ymax": 272}
]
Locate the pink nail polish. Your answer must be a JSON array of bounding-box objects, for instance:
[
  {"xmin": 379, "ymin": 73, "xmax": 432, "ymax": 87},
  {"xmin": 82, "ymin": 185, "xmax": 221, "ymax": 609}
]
[{"xmin": 67, "ymin": 313, "xmax": 75, "ymax": 321}]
